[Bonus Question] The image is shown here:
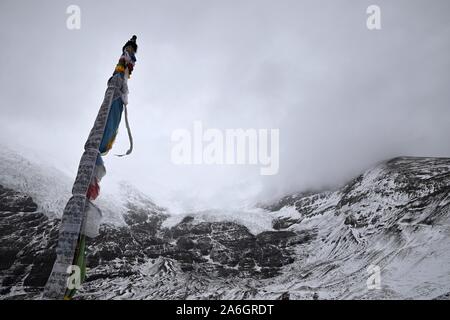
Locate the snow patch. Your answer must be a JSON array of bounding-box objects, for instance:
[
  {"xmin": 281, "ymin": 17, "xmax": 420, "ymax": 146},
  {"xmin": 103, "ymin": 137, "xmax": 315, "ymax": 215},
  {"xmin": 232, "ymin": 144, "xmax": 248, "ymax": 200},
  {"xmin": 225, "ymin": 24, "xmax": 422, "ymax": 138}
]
[{"xmin": 162, "ymin": 208, "xmax": 274, "ymax": 235}]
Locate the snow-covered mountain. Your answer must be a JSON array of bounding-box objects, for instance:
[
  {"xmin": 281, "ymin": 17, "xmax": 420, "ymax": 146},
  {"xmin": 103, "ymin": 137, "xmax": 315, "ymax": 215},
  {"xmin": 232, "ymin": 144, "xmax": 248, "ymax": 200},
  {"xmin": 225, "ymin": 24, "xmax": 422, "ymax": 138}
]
[
  {"xmin": 0, "ymin": 149, "xmax": 449, "ymax": 300},
  {"xmin": 0, "ymin": 146, "xmax": 142, "ymax": 225},
  {"xmin": 264, "ymin": 157, "xmax": 450, "ymax": 299}
]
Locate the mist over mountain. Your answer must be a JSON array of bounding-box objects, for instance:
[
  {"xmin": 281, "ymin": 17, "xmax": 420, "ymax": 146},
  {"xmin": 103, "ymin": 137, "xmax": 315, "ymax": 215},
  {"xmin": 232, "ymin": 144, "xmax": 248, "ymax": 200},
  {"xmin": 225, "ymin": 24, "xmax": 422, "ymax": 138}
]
[
  {"xmin": 2, "ymin": 0, "xmax": 450, "ymax": 211},
  {"xmin": 1, "ymin": 0, "xmax": 450, "ymax": 301},
  {"xmin": 1, "ymin": 148, "xmax": 449, "ymax": 300}
]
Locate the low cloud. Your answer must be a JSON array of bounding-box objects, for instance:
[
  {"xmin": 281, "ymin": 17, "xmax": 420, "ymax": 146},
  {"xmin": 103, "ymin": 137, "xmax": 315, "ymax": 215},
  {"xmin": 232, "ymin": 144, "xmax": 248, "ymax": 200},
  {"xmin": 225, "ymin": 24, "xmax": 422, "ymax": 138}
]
[{"xmin": 1, "ymin": 0, "xmax": 449, "ymax": 211}]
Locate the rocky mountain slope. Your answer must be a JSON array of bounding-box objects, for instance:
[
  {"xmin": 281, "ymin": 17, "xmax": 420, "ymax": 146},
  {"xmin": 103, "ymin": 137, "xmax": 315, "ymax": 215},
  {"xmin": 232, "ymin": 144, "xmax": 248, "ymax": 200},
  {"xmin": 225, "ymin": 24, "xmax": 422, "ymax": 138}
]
[{"xmin": 1, "ymin": 155, "xmax": 450, "ymax": 300}]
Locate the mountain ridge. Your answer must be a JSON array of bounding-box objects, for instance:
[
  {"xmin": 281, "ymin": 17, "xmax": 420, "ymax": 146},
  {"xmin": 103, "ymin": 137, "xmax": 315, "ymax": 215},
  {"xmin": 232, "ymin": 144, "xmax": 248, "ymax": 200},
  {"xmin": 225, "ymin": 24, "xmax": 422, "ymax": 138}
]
[{"xmin": 0, "ymin": 150, "xmax": 449, "ymax": 299}]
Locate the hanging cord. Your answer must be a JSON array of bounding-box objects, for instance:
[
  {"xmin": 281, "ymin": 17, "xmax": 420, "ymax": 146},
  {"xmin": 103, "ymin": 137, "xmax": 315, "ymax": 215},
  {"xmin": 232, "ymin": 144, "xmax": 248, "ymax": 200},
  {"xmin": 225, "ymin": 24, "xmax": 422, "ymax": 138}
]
[{"xmin": 115, "ymin": 104, "xmax": 133, "ymax": 157}]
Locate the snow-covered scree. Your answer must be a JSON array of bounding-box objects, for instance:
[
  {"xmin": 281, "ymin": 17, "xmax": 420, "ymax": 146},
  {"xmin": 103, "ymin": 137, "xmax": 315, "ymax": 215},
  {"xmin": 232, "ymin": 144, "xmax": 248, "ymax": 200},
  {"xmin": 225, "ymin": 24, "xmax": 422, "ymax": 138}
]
[
  {"xmin": 1, "ymin": 148, "xmax": 450, "ymax": 300},
  {"xmin": 264, "ymin": 157, "xmax": 450, "ymax": 299}
]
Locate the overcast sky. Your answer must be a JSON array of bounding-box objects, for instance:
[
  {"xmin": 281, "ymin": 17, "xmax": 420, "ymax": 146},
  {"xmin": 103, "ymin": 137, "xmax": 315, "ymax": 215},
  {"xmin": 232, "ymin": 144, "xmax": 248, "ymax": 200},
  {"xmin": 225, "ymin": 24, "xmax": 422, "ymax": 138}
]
[{"xmin": 1, "ymin": 0, "xmax": 449, "ymax": 212}]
